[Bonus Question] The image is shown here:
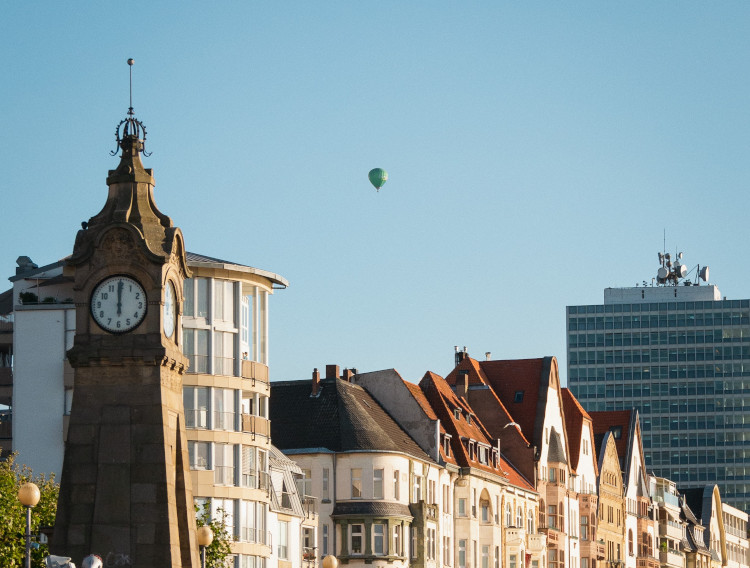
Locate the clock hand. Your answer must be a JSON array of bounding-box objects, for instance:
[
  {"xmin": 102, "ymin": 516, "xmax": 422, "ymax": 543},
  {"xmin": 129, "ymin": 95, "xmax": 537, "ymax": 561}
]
[{"xmin": 117, "ymin": 280, "xmax": 123, "ymax": 316}]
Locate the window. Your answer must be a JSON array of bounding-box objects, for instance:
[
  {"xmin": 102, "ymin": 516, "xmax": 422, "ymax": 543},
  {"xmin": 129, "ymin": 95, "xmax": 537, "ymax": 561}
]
[
  {"xmin": 394, "ymin": 525, "xmax": 402, "ymax": 556},
  {"xmin": 278, "ymin": 520, "xmax": 288, "ymax": 559},
  {"xmin": 482, "ymin": 546, "xmax": 490, "ymax": 568},
  {"xmin": 581, "ymin": 515, "xmax": 588, "ymax": 540},
  {"xmin": 374, "ymin": 523, "xmax": 387, "ymax": 555},
  {"xmin": 473, "ymin": 540, "xmax": 477, "ymax": 568},
  {"xmin": 444, "ymin": 485, "xmax": 451, "ymax": 514},
  {"xmin": 323, "ymin": 524, "xmax": 329, "ymax": 555},
  {"xmin": 510, "ymin": 555, "xmax": 517, "ymax": 568},
  {"xmin": 322, "ymin": 468, "xmax": 330, "ymax": 500},
  {"xmin": 351, "ymin": 468, "xmax": 362, "ymax": 498},
  {"xmin": 298, "ymin": 469, "xmax": 312, "ymax": 497},
  {"xmin": 628, "ymin": 530, "xmax": 634, "ymax": 556},
  {"xmin": 413, "ymin": 474, "xmax": 423, "ymax": 502},
  {"xmin": 458, "ymin": 498, "xmax": 467, "ymax": 517},
  {"xmin": 213, "ymin": 388, "xmax": 236, "ymax": 430},
  {"xmin": 184, "ymin": 328, "xmax": 209, "ymax": 373},
  {"xmin": 481, "ymin": 501, "xmax": 490, "ymax": 523},
  {"xmin": 394, "ymin": 470, "xmax": 400, "ymax": 500},
  {"xmin": 514, "ymin": 391, "xmax": 524, "ymax": 403},
  {"xmin": 495, "ymin": 547, "xmax": 500, "ymax": 568},
  {"xmin": 303, "ymin": 527, "xmax": 315, "ymax": 560},
  {"xmin": 445, "ymin": 537, "xmax": 452, "ymax": 566},
  {"xmin": 350, "ymin": 524, "xmax": 363, "ymax": 555},
  {"xmin": 213, "ymin": 330, "xmax": 235, "ymax": 376},
  {"xmin": 611, "ymin": 425, "xmax": 622, "ymax": 439},
  {"xmin": 549, "ymin": 468, "xmax": 556, "ymax": 483},
  {"xmin": 427, "ymin": 527, "xmax": 436, "ymax": 560},
  {"xmin": 184, "ymin": 386, "xmax": 209, "ymax": 428},
  {"xmin": 374, "ymin": 469, "xmax": 384, "ymax": 499},
  {"xmin": 505, "ymin": 502, "xmax": 513, "ymax": 527},
  {"xmin": 527, "ymin": 509, "xmax": 535, "ymax": 534},
  {"xmin": 214, "ymin": 443, "xmax": 235, "ymax": 485},
  {"xmin": 517, "ymin": 507, "xmax": 524, "ymax": 528},
  {"xmin": 548, "ymin": 549, "xmax": 558, "ymax": 568},
  {"xmin": 188, "ymin": 441, "xmax": 209, "ymax": 470},
  {"xmin": 548, "ymin": 505, "xmax": 557, "ymax": 529},
  {"xmin": 412, "ymin": 527, "xmax": 417, "ymax": 559},
  {"xmin": 428, "ymin": 479, "xmax": 436, "ymax": 504},
  {"xmin": 459, "ymin": 540, "xmax": 467, "ymax": 568}
]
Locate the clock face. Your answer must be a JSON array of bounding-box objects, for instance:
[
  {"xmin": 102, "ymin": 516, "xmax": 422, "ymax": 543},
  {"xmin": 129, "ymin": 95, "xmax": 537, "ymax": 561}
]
[
  {"xmin": 163, "ymin": 280, "xmax": 176, "ymax": 338},
  {"xmin": 90, "ymin": 275, "xmax": 147, "ymax": 333}
]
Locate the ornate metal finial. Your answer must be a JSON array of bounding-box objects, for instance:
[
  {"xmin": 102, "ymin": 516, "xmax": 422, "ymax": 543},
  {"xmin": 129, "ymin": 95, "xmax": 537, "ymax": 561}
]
[{"xmin": 111, "ymin": 58, "xmax": 151, "ymax": 157}]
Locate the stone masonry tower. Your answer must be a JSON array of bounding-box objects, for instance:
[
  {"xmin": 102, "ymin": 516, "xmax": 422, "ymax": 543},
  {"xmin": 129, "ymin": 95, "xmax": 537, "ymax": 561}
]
[{"xmin": 52, "ymin": 63, "xmax": 199, "ymax": 568}]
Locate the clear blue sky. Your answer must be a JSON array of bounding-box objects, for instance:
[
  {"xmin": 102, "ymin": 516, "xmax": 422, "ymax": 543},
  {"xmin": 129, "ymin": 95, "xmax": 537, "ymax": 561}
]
[{"xmin": 2, "ymin": 3, "xmax": 749, "ymax": 384}]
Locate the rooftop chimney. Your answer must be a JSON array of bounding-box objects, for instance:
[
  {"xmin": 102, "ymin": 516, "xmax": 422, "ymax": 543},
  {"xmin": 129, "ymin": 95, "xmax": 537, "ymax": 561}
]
[
  {"xmin": 326, "ymin": 364, "xmax": 340, "ymax": 380},
  {"xmin": 311, "ymin": 368, "xmax": 321, "ymax": 397},
  {"xmin": 456, "ymin": 370, "xmax": 469, "ymax": 400},
  {"xmin": 343, "ymin": 368, "xmax": 354, "ymax": 382},
  {"xmin": 485, "ymin": 352, "xmax": 491, "ymax": 361}
]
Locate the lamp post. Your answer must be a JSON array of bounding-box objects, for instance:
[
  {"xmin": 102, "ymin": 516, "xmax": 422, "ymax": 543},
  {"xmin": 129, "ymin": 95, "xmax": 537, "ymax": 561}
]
[
  {"xmin": 322, "ymin": 555, "xmax": 338, "ymax": 568},
  {"xmin": 18, "ymin": 482, "xmax": 40, "ymax": 568},
  {"xmin": 197, "ymin": 525, "xmax": 213, "ymax": 568}
]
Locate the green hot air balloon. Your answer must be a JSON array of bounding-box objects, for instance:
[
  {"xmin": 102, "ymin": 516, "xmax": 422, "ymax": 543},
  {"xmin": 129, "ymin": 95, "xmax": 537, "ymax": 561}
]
[{"xmin": 368, "ymin": 168, "xmax": 388, "ymax": 192}]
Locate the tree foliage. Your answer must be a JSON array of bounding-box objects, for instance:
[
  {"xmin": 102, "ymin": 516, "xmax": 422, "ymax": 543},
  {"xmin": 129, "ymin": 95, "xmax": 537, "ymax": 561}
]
[
  {"xmin": 0, "ymin": 453, "xmax": 59, "ymax": 567},
  {"xmin": 196, "ymin": 502, "xmax": 235, "ymax": 568}
]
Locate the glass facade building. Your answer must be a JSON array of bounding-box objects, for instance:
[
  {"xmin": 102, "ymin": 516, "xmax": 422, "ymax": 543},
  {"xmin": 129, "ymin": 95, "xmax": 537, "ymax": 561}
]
[{"xmin": 567, "ymin": 284, "xmax": 750, "ymax": 512}]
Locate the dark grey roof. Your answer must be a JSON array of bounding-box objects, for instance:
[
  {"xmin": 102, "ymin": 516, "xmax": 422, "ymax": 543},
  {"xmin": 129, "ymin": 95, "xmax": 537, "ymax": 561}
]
[
  {"xmin": 270, "ymin": 378, "xmax": 433, "ymax": 462},
  {"xmin": 332, "ymin": 501, "xmax": 413, "ymax": 519},
  {"xmin": 548, "ymin": 427, "xmax": 567, "ymax": 464},
  {"xmin": 679, "ymin": 486, "xmax": 710, "ymax": 523},
  {"xmin": 186, "ymin": 251, "xmax": 238, "ymax": 265},
  {"xmin": 0, "ymin": 288, "xmax": 12, "ymax": 316}
]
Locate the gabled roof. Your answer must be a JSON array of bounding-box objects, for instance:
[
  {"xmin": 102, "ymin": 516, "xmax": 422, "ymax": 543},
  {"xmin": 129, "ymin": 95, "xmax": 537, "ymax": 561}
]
[
  {"xmin": 561, "ymin": 388, "xmax": 594, "ymax": 474},
  {"xmin": 445, "ymin": 356, "xmax": 545, "ymax": 447},
  {"xmin": 419, "ymin": 371, "xmax": 534, "ymax": 491},
  {"xmin": 0, "ymin": 288, "xmax": 12, "ymax": 316},
  {"xmin": 589, "ymin": 409, "xmax": 639, "ymax": 480},
  {"xmin": 269, "ymin": 377, "xmax": 432, "ymax": 462}
]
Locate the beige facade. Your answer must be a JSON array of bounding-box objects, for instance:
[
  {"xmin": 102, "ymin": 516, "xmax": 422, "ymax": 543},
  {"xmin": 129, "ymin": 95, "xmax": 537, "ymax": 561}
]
[{"xmin": 597, "ymin": 433, "xmax": 626, "ymax": 568}]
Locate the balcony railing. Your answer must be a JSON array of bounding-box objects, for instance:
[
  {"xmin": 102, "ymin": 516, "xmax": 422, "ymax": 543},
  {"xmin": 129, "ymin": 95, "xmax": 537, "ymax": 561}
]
[
  {"xmin": 187, "ymin": 354, "xmax": 209, "ymax": 374},
  {"xmin": 241, "ymin": 469, "xmax": 270, "ymax": 491},
  {"xmin": 213, "ymin": 411, "xmax": 236, "ymax": 431},
  {"xmin": 185, "ymin": 409, "xmax": 208, "ymax": 429},
  {"xmin": 241, "ymin": 414, "xmax": 271, "ymax": 438},
  {"xmin": 659, "ymin": 520, "xmax": 683, "ymax": 539},
  {"xmin": 240, "ymin": 527, "xmax": 270, "ymax": 545},
  {"xmin": 303, "ymin": 547, "xmax": 318, "ymax": 564},
  {"xmin": 214, "ymin": 466, "xmax": 235, "ymax": 486},
  {"xmin": 659, "ymin": 549, "xmax": 685, "ymax": 568},
  {"xmin": 302, "ymin": 495, "xmax": 318, "ymax": 518},
  {"xmin": 214, "ymin": 356, "xmax": 235, "ymax": 376},
  {"xmin": 241, "ymin": 360, "xmax": 269, "ymax": 385}
]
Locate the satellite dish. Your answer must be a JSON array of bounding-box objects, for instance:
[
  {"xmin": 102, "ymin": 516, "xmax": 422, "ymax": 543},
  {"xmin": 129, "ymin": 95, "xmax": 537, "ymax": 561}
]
[
  {"xmin": 678, "ymin": 252, "xmax": 683, "ymax": 259},
  {"xmin": 700, "ymin": 266, "xmax": 709, "ymax": 282},
  {"xmin": 658, "ymin": 252, "xmax": 663, "ymax": 263},
  {"xmin": 675, "ymin": 263, "xmax": 687, "ymax": 278},
  {"xmin": 657, "ymin": 266, "xmax": 669, "ymax": 282}
]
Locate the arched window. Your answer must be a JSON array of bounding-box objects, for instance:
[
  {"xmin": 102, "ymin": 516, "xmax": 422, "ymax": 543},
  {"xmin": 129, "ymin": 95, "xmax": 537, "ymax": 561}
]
[
  {"xmin": 505, "ymin": 502, "xmax": 512, "ymax": 527},
  {"xmin": 517, "ymin": 506, "xmax": 524, "ymax": 528},
  {"xmin": 628, "ymin": 530, "xmax": 634, "ymax": 556}
]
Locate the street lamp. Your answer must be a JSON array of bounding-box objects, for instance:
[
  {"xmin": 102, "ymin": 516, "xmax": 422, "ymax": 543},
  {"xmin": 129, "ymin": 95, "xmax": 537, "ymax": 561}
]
[
  {"xmin": 18, "ymin": 482, "xmax": 40, "ymax": 568},
  {"xmin": 197, "ymin": 525, "xmax": 213, "ymax": 568},
  {"xmin": 322, "ymin": 555, "xmax": 338, "ymax": 568}
]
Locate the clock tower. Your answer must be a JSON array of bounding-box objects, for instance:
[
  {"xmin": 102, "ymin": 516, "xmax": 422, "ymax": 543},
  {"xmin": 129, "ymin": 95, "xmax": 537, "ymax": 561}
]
[{"xmin": 52, "ymin": 62, "xmax": 199, "ymax": 568}]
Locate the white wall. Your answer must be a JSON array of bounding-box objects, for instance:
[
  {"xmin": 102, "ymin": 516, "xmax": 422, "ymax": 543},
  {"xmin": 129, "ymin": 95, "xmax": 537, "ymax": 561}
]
[{"xmin": 13, "ymin": 305, "xmax": 74, "ymax": 476}]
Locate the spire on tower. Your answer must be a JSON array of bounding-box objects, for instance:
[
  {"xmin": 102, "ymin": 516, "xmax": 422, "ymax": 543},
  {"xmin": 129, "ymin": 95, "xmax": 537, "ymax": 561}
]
[{"xmin": 111, "ymin": 58, "xmax": 151, "ymax": 157}]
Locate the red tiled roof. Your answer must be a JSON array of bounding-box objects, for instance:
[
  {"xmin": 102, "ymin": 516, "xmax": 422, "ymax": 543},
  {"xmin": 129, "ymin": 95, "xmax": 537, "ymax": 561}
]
[
  {"xmin": 561, "ymin": 388, "xmax": 597, "ymax": 476},
  {"xmin": 589, "ymin": 410, "xmax": 633, "ymax": 460},
  {"xmin": 419, "ymin": 371, "xmax": 534, "ymax": 491},
  {"xmin": 404, "ymin": 381, "xmax": 438, "ymax": 421},
  {"xmin": 447, "ymin": 357, "xmax": 544, "ymax": 444}
]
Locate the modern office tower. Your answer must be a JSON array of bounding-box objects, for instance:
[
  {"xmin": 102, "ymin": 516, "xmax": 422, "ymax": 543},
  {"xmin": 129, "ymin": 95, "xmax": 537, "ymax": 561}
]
[{"xmin": 567, "ymin": 252, "xmax": 750, "ymax": 512}]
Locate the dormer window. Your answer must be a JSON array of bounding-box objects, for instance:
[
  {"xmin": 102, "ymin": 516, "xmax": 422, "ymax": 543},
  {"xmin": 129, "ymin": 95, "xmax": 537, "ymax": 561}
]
[
  {"xmin": 466, "ymin": 414, "xmax": 472, "ymax": 425},
  {"xmin": 454, "ymin": 408, "xmax": 461, "ymax": 420},
  {"xmin": 443, "ymin": 434, "xmax": 452, "ymax": 457},
  {"xmin": 611, "ymin": 426, "xmax": 622, "ymax": 439},
  {"xmin": 514, "ymin": 391, "xmax": 524, "ymax": 403}
]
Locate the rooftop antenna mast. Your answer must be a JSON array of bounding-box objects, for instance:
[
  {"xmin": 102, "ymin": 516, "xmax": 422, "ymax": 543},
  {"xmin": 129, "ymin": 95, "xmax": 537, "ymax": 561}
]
[{"xmin": 128, "ymin": 57, "xmax": 134, "ymax": 117}]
